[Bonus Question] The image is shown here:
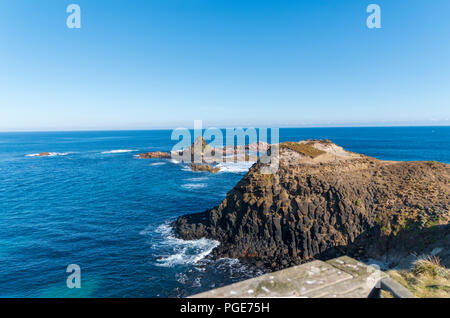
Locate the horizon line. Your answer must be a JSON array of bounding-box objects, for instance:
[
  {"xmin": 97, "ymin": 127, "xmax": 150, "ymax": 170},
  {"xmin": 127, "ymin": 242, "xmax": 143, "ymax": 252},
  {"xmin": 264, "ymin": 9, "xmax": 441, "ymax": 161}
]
[{"xmin": 1, "ymin": 123, "xmax": 450, "ymax": 133}]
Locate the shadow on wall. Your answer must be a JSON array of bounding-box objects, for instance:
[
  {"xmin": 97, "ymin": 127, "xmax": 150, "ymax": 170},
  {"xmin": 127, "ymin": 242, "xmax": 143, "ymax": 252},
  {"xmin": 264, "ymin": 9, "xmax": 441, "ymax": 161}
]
[{"xmin": 315, "ymin": 223, "xmax": 450, "ymax": 270}]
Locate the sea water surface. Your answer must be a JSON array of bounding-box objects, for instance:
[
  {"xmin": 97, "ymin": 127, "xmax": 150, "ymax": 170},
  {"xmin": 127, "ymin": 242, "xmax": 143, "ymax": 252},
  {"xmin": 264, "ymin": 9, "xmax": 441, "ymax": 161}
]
[{"xmin": 0, "ymin": 127, "xmax": 449, "ymax": 297}]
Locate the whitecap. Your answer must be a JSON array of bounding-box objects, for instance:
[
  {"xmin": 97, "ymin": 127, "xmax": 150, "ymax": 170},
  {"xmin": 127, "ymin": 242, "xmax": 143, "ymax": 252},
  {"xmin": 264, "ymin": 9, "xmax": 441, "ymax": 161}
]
[
  {"xmin": 150, "ymin": 162, "xmax": 167, "ymax": 166},
  {"xmin": 101, "ymin": 149, "xmax": 135, "ymax": 154},
  {"xmin": 216, "ymin": 161, "xmax": 255, "ymax": 173},
  {"xmin": 26, "ymin": 152, "xmax": 70, "ymax": 157},
  {"xmin": 185, "ymin": 177, "xmax": 209, "ymax": 182},
  {"xmin": 181, "ymin": 183, "xmax": 207, "ymax": 190}
]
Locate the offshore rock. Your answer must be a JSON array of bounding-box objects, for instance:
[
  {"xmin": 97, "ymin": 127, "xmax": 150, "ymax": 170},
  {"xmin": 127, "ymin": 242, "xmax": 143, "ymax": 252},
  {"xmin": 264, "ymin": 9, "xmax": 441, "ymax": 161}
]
[
  {"xmin": 137, "ymin": 151, "xmax": 171, "ymax": 159},
  {"xmin": 36, "ymin": 152, "xmax": 51, "ymax": 156}
]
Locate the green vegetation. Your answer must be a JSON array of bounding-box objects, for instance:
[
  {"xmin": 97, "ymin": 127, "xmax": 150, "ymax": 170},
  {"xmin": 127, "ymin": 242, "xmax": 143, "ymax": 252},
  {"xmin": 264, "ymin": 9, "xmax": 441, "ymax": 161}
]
[
  {"xmin": 304, "ymin": 139, "xmax": 333, "ymax": 145},
  {"xmin": 381, "ymin": 225, "xmax": 390, "ymax": 235},
  {"xmin": 381, "ymin": 290, "xmax": 395, "ymax": 298},
  {"xmin": 280, "ymin": 142, "xmax": 325, "ymax": 158},
  {"xmin": 424, "ymin": 217, "xmax": 441, "ymax": 228},
  {"xmin": 387, "ymin": 256, "xmax": 450, "ymax": 298},
  {"xmin": 375, "ymin": 209, "xmax": 445, "ymax": 237},
  {"xmin": 412, "ymin": 256, "xmax": 448, "ymax": 278}
]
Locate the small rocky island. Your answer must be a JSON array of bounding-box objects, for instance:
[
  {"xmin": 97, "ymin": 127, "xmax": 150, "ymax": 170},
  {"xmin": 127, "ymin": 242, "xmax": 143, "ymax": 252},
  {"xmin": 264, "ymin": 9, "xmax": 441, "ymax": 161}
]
[
  {"xmin": 174, "ymin": 140, "xmax": 450, "ymax": 270},
  {"xmin": 137, "ymin": 151, "xmax": 171, "ymax": 159},
  {"xmin": 36, "ymin": 152, "xmax": 52, "ymax": 157}
]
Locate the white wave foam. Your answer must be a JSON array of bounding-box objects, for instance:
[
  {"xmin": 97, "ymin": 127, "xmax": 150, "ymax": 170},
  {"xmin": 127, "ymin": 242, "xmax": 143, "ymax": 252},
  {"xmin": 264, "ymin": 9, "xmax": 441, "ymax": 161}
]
[
  {"xmin": 216, "ymin": 161, "xmax": 254, "ymax": 173},
  {"xmin": 185, "ymin": 177, "xmax": 209, "ymax": 182},
  {"xmin": 170, "ymin": 159, "xmax": 181, "ymax": 164},
  {"xmin": 150, "ymin": 162, "xmax": 167, "ymax": 166},
  {"xmin": 26, "ymin": 152, "xmax": 70, "ymax": 157},
  {"xmin": 148, "ymin": 223, "xmax": 220, "ymax": 268},
  {"xmin": 101, "ymin": 149, "xmax": 135, "ymax": 154},
  {"xmin": 181, "ymin": 183, "xmax": 207, "ymax": 190},
  {"xmin": 181, "ymin": 165, "xmax": 192, "ymax": 172},
  {"xmin": 214, "ymin": 258, "xmax": 265, "ymax": 277}
]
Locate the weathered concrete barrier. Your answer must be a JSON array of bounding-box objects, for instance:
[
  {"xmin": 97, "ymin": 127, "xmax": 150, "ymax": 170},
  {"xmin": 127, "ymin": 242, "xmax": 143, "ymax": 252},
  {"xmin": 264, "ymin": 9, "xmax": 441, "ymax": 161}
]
[{"xmin": 190, "ymin": 256, "xmax": 413, "ymax": 298}]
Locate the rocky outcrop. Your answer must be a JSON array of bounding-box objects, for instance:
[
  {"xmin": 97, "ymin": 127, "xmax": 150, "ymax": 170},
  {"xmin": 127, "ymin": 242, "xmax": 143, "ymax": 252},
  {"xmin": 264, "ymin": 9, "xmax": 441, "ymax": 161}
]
[
  {"xmin": 137, "ymin": 151, "xmax": 171, "ymax": 159},
  {"xmin": 36, "ymin": 152, "xmax": 51, "ymax": 157},
  {"xmin": 171, "ymin": 137, "xmax": 263, "ymax": 164},
  {"xmin": 173, "ymin": 140, "xmax": 450, "ymax": 270},
  {"xmin": 189, "ymin": 163, "xmax": 220, "ymax": 173},
  {"xmin": 176, "ymin": 136, "xmax": 216, "ymax": 159}
]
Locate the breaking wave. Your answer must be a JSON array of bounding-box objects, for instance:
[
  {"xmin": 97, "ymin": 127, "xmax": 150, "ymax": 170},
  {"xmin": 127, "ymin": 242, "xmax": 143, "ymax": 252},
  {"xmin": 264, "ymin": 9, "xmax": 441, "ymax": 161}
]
[
  {"xmin": 216, "ymin": 161, "xmax": 254, "ymax": 173},
  {"xmin": 181, "ymin": 183, "xmax": 207, "ymax": 190},
  {"xmin": 144, "ymin": 223, "xmax": 220, "ymax": 268},
  {"xmin": 26, "ymin": 152, "xmax": 70, "ymax": 157},
  {"xmin": 150, "ymin": 162, "xmax": 167, "ymax": 166},
  {"xmin": 101, "ymin": 149, "xmax": 135, "ymax": 154},
  {"xmin": 185, "ymin": 177, "xmax": 209, "ymax": 182}
]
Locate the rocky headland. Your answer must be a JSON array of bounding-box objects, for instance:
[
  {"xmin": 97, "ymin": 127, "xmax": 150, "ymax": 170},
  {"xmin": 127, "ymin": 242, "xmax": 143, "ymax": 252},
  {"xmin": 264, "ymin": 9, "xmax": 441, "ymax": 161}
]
[{"xmin": 173, "ymin": 140, "xmax": 450, "ymax": 270}]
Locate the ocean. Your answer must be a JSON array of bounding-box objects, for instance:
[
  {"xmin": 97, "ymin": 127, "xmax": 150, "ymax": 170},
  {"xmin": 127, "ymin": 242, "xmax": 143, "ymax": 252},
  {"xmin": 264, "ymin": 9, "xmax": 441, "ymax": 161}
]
[{"xmin": 0, "ymin": 126, "xmax": 449, "ymax": 297}]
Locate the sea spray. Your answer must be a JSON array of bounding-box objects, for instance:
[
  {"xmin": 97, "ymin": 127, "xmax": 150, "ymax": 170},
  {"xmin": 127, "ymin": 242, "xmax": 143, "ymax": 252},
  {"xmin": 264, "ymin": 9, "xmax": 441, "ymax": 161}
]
[{"xmin": 141, "ymin": 223, "xmax": 220, "ymax": 268}]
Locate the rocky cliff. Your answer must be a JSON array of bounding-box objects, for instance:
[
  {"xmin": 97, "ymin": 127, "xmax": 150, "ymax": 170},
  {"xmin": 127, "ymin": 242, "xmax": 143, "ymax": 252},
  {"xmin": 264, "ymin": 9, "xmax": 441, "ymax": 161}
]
[{"xmin": 174, "ymin": 140, "xmax": 450, "ymax": 270}]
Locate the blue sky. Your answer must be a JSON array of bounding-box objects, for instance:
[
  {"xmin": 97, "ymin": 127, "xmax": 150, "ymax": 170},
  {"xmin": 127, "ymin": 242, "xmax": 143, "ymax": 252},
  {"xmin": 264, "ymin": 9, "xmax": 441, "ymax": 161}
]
[{"xmin": 1, "ymin": 0, "xmax": 449, "ymax": 131}]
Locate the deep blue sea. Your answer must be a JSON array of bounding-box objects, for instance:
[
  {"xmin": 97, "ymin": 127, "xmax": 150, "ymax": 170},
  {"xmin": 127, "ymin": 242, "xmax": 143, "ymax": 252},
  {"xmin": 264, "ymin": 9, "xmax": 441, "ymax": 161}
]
[{"xmin": 1, "ymin": 127, "xmax": 449, "ymax": 297}]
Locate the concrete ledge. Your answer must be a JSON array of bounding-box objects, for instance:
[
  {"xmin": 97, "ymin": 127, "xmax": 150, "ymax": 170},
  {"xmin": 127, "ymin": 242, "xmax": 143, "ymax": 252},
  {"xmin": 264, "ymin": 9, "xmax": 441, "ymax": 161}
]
[
  {"xmin": 380, "ymin": 277, "xmax": 414, "ymax": 298},
  {"xmin": 190, "ymin": 256, "xmax": 389, "ymax": 298}
]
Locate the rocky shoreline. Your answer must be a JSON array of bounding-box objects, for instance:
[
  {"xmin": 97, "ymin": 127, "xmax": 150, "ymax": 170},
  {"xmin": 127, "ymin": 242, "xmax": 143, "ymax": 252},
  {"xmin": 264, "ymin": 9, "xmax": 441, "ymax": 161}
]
[{"xmin": 173, "ymin": 140, "xmax": 450, "ymax": 271}]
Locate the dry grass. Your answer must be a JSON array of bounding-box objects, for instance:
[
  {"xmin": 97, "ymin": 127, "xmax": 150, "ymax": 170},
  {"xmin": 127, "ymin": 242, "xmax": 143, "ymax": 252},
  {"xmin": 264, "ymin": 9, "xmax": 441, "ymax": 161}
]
[
  {"xmin": 304, "ymin": 139, "xmax": 333, "ymax": 145},
  {"xmin": 381, "ymin": 290, "xmax": 395, "ymax": 298},
  {"xmin": 387, "ymin": 255, "xmax": 450, "ymax": 298},
  {"xmin": 412, "ymin": 256, "xmax": 448, "ymax": 278},
  {"xmin": 280, "ymin": 142, "xmax": 325, "ymax": 158}
]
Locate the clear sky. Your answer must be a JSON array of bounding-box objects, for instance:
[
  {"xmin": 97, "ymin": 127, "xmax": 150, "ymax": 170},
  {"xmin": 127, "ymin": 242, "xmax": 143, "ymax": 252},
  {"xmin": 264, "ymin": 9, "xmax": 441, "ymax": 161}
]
[{"xmin": 1, "ymin": 0, "xmax": 449, "ymax": 131}]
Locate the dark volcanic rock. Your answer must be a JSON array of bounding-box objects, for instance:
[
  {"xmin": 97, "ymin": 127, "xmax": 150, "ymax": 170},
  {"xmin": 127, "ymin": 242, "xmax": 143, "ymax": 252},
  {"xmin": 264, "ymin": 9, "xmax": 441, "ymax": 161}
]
[{"xmin": 173, "ymin": 140, "xmax": 450, "ymax": 270}]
